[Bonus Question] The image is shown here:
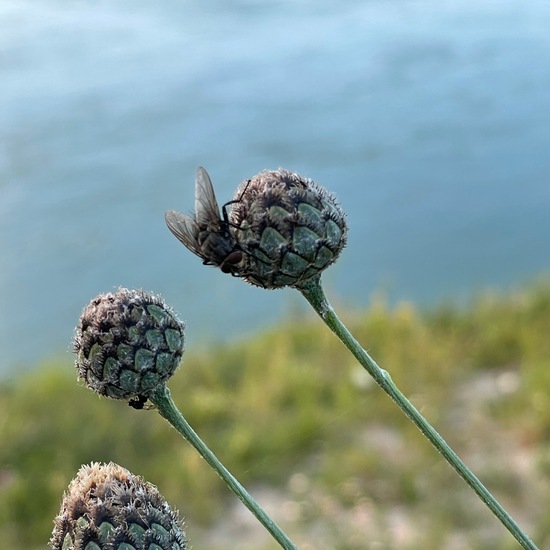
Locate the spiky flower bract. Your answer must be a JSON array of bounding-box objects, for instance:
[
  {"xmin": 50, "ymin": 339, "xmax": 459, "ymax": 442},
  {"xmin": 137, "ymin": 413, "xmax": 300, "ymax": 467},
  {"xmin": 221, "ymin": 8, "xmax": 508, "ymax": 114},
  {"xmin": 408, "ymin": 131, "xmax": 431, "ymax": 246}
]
[
  {"xmin": 49, "ymin": 462, "xmax": 187, "ymax": 550},
  {"xmin": 230, "ymin": 168, "xmax": 348, "ymax": 289},
  {"xmin": 74, "ymin": 288, "xmax": 185, "ymax": 404}
]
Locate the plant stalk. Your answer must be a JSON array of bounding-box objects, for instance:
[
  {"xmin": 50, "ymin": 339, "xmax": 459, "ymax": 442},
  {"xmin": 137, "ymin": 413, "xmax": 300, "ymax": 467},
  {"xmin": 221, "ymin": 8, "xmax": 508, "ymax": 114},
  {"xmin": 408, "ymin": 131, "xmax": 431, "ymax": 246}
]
[
  {"xmin": 299, "ymin": 276, "xmax": 537, "ymax": 550},
  {"xmin": 149, "ymin": 385, "xmax": 298, "ymax": 550}
]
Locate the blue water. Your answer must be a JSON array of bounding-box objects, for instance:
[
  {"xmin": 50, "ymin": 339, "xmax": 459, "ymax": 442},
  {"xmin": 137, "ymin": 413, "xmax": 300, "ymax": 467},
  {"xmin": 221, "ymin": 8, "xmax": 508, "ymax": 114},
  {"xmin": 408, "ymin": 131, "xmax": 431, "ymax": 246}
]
[{"xmin": 1, "ymin": 0, "xmax": 550, "ymax": 376}]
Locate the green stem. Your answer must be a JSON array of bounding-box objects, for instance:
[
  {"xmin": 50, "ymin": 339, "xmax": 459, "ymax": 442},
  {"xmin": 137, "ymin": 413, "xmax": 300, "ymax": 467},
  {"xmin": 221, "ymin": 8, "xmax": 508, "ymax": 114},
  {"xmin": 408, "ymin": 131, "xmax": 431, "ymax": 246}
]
[
  {"xmin": 299, "ymin": 276, "xmax": 537, "ymax": 550},
  {"xmin": 149, "ymin": 385, "xmax": 298, "ymax": 550}
]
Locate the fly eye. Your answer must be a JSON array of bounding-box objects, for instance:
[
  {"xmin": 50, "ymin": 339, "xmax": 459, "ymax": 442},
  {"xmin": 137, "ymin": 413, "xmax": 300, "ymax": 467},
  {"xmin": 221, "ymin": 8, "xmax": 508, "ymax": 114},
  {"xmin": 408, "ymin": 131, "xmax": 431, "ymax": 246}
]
[
  {"xmin": 225, "ymin": 251, "xmax": 243, "ymax": 265},
  {"xmin": 220, "ymin": 251, "xmax": 243, "ymax": 273}
]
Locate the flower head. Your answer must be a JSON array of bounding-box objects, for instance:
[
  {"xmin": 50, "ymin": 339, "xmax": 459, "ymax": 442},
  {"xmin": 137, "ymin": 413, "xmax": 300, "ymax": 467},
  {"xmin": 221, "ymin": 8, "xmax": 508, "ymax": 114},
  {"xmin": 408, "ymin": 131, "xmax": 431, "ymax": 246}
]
[
  {"xmin": 230, "ymin": 168, "xmax": 348, "ymax": 289},
  {"xmin": 74, "ymin": 288, "xmax": 185, "ymax": 405},
  {"xmin": 49, "ymin": 462, "xmax": 187, "ymax": 550}
]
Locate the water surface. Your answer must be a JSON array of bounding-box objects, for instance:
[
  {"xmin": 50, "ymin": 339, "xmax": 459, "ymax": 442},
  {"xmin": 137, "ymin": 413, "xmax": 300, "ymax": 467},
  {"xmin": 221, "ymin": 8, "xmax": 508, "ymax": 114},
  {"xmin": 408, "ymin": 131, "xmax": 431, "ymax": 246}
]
[{"xmin": 1, "ymin": 0, "xmax": 550, "ymax": 375}]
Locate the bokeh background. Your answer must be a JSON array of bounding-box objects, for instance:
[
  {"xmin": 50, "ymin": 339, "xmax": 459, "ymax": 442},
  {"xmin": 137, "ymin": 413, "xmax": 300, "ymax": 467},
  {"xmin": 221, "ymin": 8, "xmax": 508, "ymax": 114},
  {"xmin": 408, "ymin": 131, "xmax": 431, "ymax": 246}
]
[
  {"xmin": 2, "ymin": 0, "xmax": 550, "ymax": 376},
  {"xmin": 2, "ymin": 2, "xmax": 550, "ymax": 549}
]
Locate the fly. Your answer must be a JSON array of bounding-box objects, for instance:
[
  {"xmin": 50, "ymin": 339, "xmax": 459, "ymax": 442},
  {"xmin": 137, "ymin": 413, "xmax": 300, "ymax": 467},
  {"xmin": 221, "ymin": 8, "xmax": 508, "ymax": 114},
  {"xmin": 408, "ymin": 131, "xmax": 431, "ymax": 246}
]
[
  {"xmin": 128, "ymin": 394, "xmax": 151, "ymax": 410},
  {"xmin": 165, "ymin": 167, "xmax": 245, "ymax": 275}
]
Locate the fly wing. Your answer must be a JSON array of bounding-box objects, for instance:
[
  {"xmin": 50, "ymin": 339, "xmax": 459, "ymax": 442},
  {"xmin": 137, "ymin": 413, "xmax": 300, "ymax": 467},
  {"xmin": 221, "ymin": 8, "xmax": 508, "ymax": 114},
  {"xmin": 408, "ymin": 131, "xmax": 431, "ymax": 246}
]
[
  {"xmin": 195, "ymin": 166, "xmax": 222, "ymax": 229},
  {"xmin": 165, "ymin": 210, "xmax": 203, "ymax": 257}
]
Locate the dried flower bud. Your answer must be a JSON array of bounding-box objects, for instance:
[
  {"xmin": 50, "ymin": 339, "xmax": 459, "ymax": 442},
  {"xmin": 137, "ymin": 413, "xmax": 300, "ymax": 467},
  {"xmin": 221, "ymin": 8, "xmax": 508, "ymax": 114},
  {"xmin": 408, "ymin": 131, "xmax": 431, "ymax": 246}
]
[
  {"xmin": 74, "ymin": 288, "xmax": 185, "ymax": 404},
  {"xmin": 230, "ymin": 168, "xmax": 348, "ymax": 289},
  {"xmin": 49, "ymin": 462, "xmax": 187, "ymax": 550}
]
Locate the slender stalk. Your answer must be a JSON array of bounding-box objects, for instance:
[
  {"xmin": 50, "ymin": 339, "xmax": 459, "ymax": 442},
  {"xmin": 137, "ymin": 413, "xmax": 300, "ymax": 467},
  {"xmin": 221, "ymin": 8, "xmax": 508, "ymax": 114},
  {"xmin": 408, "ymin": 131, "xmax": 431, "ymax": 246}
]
[
  {"xmin": 299, "ymin": 276, "xmax": 537, "ymax": 550},
  {"xmin": 149, "ymin": 384, "xmax": 298, "ymax": 550}
]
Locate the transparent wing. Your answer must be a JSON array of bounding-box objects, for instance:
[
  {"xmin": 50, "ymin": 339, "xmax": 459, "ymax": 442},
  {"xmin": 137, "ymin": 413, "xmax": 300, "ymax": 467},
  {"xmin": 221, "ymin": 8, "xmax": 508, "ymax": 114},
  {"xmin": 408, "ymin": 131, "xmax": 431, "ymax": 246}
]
[
  {"xmin": 195, "ymin": 166, "xmax": 221, "ymax": 228},
  {"xmin": 165, "ymin": 210, "xmax": 203, "ymax": 257}
]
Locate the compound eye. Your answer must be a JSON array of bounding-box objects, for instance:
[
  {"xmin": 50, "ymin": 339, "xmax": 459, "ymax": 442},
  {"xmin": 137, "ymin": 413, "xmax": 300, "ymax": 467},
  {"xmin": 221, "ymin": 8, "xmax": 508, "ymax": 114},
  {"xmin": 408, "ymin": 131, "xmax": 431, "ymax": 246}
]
[
  {"xmin": 225, "ymin": 251, "xmax": 243, "ymax": 265},
  {"xmin": 220, "ymin": 251, "xmax": 243, "ymax": 273}
]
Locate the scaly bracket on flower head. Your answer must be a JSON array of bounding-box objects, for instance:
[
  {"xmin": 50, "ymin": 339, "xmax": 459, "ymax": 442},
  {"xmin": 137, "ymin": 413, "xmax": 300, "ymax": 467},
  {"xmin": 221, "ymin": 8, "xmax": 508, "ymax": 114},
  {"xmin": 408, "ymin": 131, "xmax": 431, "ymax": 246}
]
[{"xmin": 50, "ymin": 462, "xmax": 187, "ymax": 550}]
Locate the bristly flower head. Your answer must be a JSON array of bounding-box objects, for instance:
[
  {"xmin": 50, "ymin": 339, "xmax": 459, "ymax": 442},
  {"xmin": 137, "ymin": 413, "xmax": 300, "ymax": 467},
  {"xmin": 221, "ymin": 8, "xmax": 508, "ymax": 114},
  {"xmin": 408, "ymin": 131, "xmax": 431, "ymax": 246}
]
[
  {"xmin": 230, "ymin": 168, "xmax": 348, "ymax": 289},
  {"xmin": 74, "ymin": 288, "xmax": 185, "ymax": 405},
  {"xmin": 49, "ymin": 462, "xmax": 187, "ymax": 550}
]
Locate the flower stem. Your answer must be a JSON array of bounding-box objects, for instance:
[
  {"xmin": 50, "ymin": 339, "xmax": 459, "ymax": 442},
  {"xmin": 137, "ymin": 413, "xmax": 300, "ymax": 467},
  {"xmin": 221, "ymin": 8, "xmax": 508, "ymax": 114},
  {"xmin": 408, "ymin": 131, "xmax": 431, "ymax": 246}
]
[
  {"xmin": 299, "ymin": 276, "xmax": 537, "ymax": 550},
  {"xmin": 149, "ymin": 385, "xmax": 298, "ymax": 550}
]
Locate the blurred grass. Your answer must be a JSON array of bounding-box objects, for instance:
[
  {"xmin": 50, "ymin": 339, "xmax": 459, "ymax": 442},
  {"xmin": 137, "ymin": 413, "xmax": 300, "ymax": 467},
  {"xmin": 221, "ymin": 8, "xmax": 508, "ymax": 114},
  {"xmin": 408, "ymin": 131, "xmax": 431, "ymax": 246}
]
[{"xmin": 2, "ymin": 281, "xmax": 550, "ymax": 549}]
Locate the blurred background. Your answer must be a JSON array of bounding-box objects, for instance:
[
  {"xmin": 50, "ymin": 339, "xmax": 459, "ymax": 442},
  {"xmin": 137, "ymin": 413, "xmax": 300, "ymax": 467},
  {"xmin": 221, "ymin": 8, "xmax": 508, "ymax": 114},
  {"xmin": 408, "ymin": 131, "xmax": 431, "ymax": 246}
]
[
  {"xmin": 2, "ymin": 0, "xmax": 549, "ymax": 377},
  {"xmin": 2, "ymin": 2, "xmax": 550, "ymax": 548}
]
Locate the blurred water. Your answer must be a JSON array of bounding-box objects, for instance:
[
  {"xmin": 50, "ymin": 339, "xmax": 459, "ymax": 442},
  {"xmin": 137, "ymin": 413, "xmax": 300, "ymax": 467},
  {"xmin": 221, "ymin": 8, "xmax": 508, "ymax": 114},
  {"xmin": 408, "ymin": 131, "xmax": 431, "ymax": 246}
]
[{"xmin": 1, "ymin": 0, "xmax": 550, "ymax": 376}]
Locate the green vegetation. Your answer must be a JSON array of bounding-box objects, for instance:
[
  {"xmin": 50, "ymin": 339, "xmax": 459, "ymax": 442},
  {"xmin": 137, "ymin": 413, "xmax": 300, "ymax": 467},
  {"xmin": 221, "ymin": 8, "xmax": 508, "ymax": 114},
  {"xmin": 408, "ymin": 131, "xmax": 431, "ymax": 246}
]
[{"xmin": 2, "ymin": 282, "xmax": 550, "ymax": 549}]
